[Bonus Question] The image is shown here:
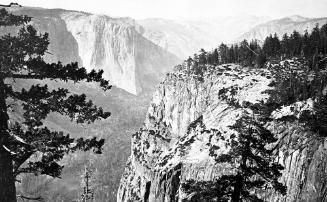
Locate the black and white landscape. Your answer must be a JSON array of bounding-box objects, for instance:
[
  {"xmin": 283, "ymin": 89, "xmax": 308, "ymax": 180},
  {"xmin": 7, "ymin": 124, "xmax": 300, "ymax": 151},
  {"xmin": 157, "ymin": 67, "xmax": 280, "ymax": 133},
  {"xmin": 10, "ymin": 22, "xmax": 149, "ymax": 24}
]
[{"xmin": 0, "ymin": 0, "xmax": 327, "ymax": 201}]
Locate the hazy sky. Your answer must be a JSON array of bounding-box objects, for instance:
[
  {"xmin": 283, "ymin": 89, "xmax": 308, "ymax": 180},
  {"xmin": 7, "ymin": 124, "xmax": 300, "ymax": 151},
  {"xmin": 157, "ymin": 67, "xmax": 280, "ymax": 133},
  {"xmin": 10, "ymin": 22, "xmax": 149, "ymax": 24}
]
[{"xmin": 2, "ymin": 0, "xmax": 327, "ymax": 19}]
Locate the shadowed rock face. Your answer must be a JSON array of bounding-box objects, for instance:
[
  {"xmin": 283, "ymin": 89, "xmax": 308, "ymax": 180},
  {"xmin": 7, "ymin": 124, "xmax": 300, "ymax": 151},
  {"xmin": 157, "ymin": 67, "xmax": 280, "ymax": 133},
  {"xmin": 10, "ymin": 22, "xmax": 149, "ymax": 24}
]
[{"xmin": 117, "ymin": 60, "xmax": 327, "ymax": 202}]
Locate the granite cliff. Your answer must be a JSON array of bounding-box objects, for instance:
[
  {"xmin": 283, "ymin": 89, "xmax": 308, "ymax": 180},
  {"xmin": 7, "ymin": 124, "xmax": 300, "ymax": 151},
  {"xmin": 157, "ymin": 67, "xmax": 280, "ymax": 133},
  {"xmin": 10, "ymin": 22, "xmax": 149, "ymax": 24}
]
[
  {"xmin": 118, "ymin": 59, "xmax": 327, "ymax": 202},
  {"xmin": 5, "ymin": 6, "xmax": 180, "ymax": 95}
]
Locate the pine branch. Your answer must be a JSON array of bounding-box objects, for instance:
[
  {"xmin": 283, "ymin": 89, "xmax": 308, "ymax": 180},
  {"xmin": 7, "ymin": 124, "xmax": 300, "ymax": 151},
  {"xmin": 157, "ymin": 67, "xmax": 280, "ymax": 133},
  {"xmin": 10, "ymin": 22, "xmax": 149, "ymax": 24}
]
[
  {"xmin": 24, "ymin": 57, "xmax": 112, "ymax": 91},
  {"xmin": 8, "ymin": 74, "xmax": 46, "ymax": 80},
  {"xmin": 5, "ymin": 60, "xmax": 111, "ymax": 91},
  {"xmin": 0, "ymin": 8, "xmax": 31, "ymax": 27},
  {"xmin": 9, "ymin": 123, "xmax": 105, "ymax": 177},
  {"xmin": 9, "ymin": 84, "xmax": 111, "ymax": 126},
  {"xmin": 17, "ymin": 195, "xmax": 43, "ymax": 202}
]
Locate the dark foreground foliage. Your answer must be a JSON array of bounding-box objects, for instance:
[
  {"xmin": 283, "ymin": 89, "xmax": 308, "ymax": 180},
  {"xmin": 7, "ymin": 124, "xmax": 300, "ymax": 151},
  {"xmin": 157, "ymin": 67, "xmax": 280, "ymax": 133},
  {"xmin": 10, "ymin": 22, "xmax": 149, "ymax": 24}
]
[{"xmin": 0, "ymin": 8, "xmax": 111, "ymax": 201}]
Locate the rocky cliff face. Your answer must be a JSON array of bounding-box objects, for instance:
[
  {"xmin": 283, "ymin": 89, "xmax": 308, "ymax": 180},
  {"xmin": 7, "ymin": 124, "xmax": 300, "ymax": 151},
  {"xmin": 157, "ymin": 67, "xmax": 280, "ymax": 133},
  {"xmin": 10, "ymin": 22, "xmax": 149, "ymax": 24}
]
[
  {"xmin": 117, "ymin": 60, "xmax": 327, "ymax": 202},
  {"xmin": 7, "ymin": 7, "xmax": 180, "ymax": 95}
]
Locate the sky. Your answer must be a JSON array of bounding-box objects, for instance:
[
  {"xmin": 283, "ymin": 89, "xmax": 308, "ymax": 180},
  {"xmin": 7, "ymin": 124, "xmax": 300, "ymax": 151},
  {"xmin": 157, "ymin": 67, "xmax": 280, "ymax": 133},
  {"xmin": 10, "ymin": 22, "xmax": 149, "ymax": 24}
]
[{"xmin": 1, "ymin": 0, "xmax": 327, "ymax": 19}]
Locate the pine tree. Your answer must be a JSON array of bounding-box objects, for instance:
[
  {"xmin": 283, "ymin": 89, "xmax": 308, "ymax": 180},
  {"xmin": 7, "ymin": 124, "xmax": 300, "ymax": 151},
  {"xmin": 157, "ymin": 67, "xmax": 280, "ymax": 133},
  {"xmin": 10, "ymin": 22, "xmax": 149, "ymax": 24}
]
[
  {"xmin": 234, "ymin": 45, "xmax": 240, "ymax": 63},
  {"xmin": 182, "ymin": 110, "xmax": 287, "ymax": 202},
  {"xmin": 299, "ymin": 94, "xmax": 327, "ymax": 137},
  {"xmin": 199, "ymin": 49, "xmax": 207, "ymax": 65},
  {"xmin": 212, "ymin": 48, "xmax": 219, "ymax": 65},
  {"xmin": 213, "ymin": 114, "xmax": 286, "ymax": 202},
  {"xmin": 320, "ymin": 24, "xmax": 327, "ymax": 55},
  {"xmin": 228, "ymin": 45, "xmax": 235, "ymax": 63},
  {"xmin": 239, "ymin": 40, "xmax": 253, "ymax": 65},
  {"xmin": 272, "ymin": 33, "xmax": 281, "ymax": 56},
  {"xmin": 186, "ymin": 57, "xmax": 193, "ymax": 74},
  {"xmin": 289, "ymin": 31, "xmax": 302, "ymax": 56},
  {"xmin": 256, "ymin": 52, "xmax": 267, "ymax": 68},
  {"xmin": 302, "ymin": 30, "xmax": 311, "ymax": 56},
  {"xmin": 310, "ymin": 24, "xmax": 321, "ymax": 54},
  {"xmin": 263, "ymin": 34, "xmax": 273, "ymax": 56},
  {"xmin": 0, "ymin": 9, "xmax": 111, "ymax": 201},
  {"xmin": 281, "ymin": 33, "xmax": 290, "ymax": 57},
  {"xmin": 219, "ymin": 43, "xmax": 229, "ymax": 64}
]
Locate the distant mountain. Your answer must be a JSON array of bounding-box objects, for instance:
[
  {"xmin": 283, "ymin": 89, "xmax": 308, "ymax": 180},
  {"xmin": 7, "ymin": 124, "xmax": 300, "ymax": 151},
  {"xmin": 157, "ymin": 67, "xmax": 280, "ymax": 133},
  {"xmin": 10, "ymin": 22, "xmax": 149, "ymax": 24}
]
[
  {"xmin": 4, "ymin": 6, "xmax": 180, "ymax": 95},
  {"xmin": 237, "ymin": 15, "xmax": 327, "ymax": 43},
  {"xmin": 138, "ymin": 16, "xmax": 270, "ymax": 59}
]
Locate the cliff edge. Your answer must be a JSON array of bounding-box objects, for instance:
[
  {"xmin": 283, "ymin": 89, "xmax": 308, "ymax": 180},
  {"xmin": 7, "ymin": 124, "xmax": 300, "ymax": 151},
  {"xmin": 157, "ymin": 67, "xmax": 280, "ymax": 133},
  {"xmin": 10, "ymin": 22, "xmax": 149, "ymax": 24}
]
[{"xmin": 118, "ymin": 59, "xmax": 327, "ymax": 202}]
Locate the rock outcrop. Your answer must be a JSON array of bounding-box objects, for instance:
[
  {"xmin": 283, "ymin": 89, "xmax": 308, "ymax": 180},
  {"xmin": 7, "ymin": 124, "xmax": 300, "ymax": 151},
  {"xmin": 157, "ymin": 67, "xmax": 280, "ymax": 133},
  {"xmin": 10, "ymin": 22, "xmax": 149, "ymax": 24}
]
[{"xmin": 117, "ymin": 60, "xmax": 327, "ymax": 202}]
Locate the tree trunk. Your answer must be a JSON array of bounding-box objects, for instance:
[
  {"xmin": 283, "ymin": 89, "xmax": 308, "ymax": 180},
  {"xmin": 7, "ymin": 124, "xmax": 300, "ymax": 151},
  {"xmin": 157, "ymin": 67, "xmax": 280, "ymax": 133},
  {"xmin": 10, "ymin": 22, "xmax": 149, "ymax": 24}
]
[
  {"xmin": 0, "ymin": 78, "xmax": 16, "ymax": 202},
  {"xmin": 232, "ymin": 155, "xmax": 246, "ymax": 202},
  {"xmin": 231, "ymin": 174, "xmax": 243, "ymax": 202}
]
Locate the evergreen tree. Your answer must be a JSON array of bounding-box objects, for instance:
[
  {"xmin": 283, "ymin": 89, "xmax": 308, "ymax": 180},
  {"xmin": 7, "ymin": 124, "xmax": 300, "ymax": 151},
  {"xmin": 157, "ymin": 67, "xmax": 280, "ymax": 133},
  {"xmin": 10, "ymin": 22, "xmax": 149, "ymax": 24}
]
[
  {"xmin": 228, "ymin": 45, "xmax": 235, "ymax": 63},
  {"xmin": 193, "ymin": 53, "xmax": 200, "ymax": 74},
  {"xmin": 263, "ymin": 34, "xmax": 273, "ymax": 56},
  {"xmin": 239, "ymin": 40, "xmax": 253, "ymax": 65},
  {"xmin": 186, "ymin": 56, "xmax": 193, "ymax": 74},
  {"xmin": 256, "ymin": 52, "xmax": 267, "ymax": 68},
  {"xmin": 212, "ymin": 48, "xmax": 219, "ymax": 65},
  {"xmin": 289, "ymin": 31, "xmax": 302, "ymax": 56},
  {"xmin": 302, "ymin": 30, "xmax": 311, "ymax": 56},
  {"xmin": 0, "ymin": 9, "xmax": 111, "ymax": 201},
  {"xmin": 207, "ymin": 50, "xmax": 213, "ymax": 65},
  {"xmin": 272, "ymin": 33, "xmax": 281, "ymax": 56},
  {"xmin": 214, "ymin": 114, "xmax": 287, "ymax": 202},
  {"xmin": 310, "ymin": 24, "xmax": 321, "ymax": 54},
  {"xmin": 234, "ymin": 45, "xmax": 240, "ymax": 63},
  {"xmin": 320, "ymin": 24, "xmax": 327, "ymax": 54},
  {"xmin": 199, "ymin": 49, "xmax": 207, "ymax": 65},
  {"xmin": 219, "ymin": 43, "xmax": 229, "ymax": 64},
  {"xmin": 182, "ymin": 112, "xmax": 286, "ymax": 202},
  {"xmin": 299, "ymin": 94, "xmax": 327, "ymax": 137},
  {"xmin": 281, "ymin": 33, "xmax": 290, "ymax": 56},
  {"xmin": 249, "ymin": 40, "xmax": 260, "ymax": 62}
]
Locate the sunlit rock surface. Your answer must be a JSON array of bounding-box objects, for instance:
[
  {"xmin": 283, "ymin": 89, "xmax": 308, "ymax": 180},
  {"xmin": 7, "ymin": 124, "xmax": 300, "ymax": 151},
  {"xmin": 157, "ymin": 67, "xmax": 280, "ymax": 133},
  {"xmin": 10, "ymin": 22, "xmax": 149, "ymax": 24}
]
[
  {"xmin": 118, "ymin": 60, "xmax": 327, "ymax": 202},
  {"xmin": 61, "ymin": 12, "xmax": 180, "ymax": 94},
  {"xmin": 7, "ymin": 7, "xmax": 180, "ymax": 95}
]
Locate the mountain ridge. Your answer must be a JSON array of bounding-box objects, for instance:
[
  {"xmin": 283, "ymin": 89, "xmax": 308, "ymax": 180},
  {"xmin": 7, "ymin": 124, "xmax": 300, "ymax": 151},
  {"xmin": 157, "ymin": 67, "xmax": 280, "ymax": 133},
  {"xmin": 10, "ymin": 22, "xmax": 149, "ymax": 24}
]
[
  {"xmin": 138, "ymin": 16, "xmax": 271, "ymax": 59},
  {"xmin": 237, "ymin": 15, "xmax": 327, "ymax": 42}
]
